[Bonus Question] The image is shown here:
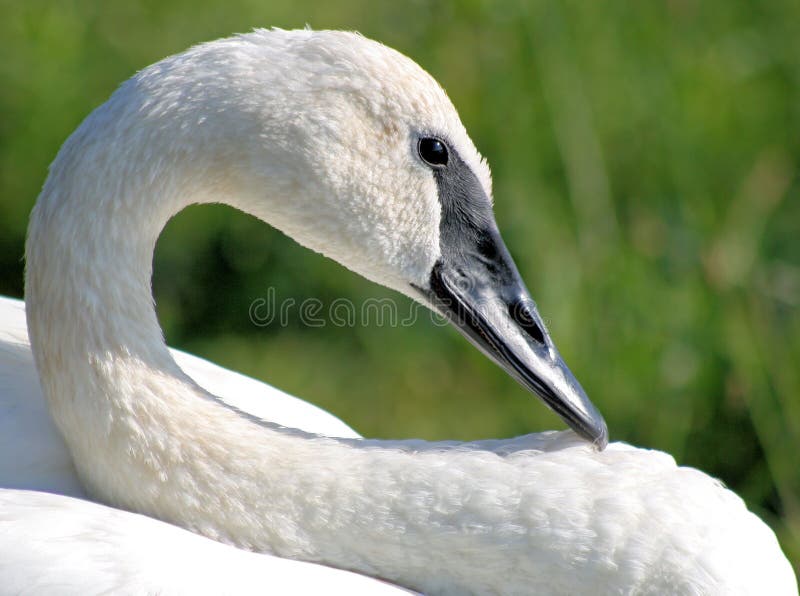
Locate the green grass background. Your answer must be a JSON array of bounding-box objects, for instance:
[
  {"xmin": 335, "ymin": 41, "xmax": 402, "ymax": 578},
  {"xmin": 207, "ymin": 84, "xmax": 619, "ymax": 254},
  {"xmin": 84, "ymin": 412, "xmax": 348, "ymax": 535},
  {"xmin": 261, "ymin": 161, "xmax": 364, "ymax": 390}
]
[{"xmin": 1, "ymin": 0, "xmax": 798, "ymax": 572}]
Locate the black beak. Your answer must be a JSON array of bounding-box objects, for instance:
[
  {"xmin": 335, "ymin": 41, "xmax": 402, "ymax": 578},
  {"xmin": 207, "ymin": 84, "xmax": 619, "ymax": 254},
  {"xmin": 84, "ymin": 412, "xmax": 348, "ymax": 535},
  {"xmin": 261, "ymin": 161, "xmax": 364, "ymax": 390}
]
[
  {"xmin": 420, "ymin": 234, "xmax": 607, "ymax": 448},
  {"xmin": 413, "ymin": 139, "xmax": 608, "ymax": 448}
]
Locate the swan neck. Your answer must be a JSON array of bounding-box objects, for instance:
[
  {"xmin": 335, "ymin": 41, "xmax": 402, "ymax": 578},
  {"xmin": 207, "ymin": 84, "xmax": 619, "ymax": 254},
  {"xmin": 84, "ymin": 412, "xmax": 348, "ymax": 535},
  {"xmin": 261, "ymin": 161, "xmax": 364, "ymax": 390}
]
[
  {"xmin": 23, "ymin": 100, "xmax": 223, "ymax": 503},
  {"xmin": 26, "ymin": 145, "xmax": 184, "ymax": 368}
]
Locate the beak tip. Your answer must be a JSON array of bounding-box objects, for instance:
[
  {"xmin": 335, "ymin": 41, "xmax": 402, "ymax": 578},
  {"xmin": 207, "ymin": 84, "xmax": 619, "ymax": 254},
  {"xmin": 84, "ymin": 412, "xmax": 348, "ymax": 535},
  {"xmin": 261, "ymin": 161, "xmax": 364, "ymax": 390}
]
[
  {"xmin": 590, "ymin": 417, "xmax": 609, "ymax": 451},
  {"xmin": 555, "ymin": 366, "xmax": 609, "ymax": 450},
  {"xmin": 568, "ymin": 405, "xmax": 608, "ymax": 451}
]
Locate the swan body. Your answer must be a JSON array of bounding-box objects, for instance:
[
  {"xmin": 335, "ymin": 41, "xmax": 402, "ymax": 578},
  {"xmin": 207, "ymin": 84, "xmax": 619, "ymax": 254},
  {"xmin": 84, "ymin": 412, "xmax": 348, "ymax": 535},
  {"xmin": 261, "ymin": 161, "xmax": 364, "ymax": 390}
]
[
  {"xmin": 1, "ymin": 28, "xmax": 796, "ymax": 594},
  {"xmin": 0, "ymin": 489, "xmax": 410, "ymax": 595}
]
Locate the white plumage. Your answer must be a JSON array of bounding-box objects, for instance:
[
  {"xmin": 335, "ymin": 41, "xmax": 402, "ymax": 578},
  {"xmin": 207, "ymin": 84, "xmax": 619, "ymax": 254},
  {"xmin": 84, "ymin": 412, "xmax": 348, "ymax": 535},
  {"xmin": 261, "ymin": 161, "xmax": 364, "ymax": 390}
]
[
  {"xmin": 0, "ymin": 295, "xmax": 359, "ymax": 499},
  {"xmin": 0, "ymin": 28, "xmax": 796, "ymax": 595},
  {"xmin": 0, "ymin": 489, "xmax": 410, "ymax": 595}
]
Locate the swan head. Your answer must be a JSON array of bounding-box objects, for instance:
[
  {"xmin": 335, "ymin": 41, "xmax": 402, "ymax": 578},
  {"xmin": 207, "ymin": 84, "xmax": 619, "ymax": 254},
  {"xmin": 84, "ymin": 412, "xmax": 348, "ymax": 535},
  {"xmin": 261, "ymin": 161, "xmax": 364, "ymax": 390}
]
[{"xmin": 129, "ymin": 29, "xmax": 608, "ymax": 446}]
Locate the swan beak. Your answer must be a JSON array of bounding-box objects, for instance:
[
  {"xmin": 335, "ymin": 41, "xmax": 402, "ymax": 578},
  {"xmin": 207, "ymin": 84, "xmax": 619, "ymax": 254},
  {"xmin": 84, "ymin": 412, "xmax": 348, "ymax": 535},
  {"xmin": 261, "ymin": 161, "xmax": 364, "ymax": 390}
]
[{"xmin": 419, "ymin": 229, "xmax": 608, "ymax": 449}]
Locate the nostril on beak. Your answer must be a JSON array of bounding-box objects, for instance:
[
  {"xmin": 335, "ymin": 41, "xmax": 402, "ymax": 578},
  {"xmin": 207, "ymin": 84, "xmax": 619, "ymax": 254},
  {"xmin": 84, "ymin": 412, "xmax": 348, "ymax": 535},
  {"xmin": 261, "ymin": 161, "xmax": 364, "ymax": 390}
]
[{"xmin": 509, "ymin": 300, "xmax": 546, "ymax": 345}]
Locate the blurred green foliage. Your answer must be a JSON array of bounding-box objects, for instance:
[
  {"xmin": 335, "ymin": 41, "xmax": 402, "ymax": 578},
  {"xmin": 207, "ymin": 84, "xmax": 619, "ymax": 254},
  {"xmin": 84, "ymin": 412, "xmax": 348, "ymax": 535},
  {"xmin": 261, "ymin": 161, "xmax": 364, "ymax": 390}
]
[{"xmin": 1, "ymin": 0, "xmax": 798, "ymax": 572}]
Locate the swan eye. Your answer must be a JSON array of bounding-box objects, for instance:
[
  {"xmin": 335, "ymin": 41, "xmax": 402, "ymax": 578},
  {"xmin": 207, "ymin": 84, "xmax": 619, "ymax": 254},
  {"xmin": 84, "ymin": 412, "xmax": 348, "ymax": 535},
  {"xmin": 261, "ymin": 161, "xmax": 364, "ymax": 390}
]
[{"xmin": 418, "ymin": 137, "xmax": 449, "ymax": 167}]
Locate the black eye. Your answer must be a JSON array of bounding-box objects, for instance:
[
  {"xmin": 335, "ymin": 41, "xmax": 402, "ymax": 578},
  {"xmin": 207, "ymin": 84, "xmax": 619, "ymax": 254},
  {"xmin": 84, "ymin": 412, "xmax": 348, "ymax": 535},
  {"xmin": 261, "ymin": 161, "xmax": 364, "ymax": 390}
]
[{"xmin": 418, "ymin": 137, "xmax": 449, "ymax": 167}]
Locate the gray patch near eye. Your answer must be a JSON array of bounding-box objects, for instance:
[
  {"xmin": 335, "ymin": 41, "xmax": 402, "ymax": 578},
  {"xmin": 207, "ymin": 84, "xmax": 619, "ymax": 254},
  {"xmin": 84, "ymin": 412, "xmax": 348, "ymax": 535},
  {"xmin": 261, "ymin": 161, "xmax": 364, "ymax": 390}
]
[{"xmin": 431, "ymin": 144, "xmax": 520, "ymax": 301}]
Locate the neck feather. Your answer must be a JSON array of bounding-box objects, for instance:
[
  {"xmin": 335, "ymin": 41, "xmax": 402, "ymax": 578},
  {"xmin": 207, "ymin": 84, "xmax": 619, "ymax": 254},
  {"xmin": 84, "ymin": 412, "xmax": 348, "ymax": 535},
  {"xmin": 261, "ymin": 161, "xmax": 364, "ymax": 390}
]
[
  {"xmin": 23, "ymin": 87, "xmax": 552, "ymax": 593},
  {"xmin": 21, "ymin": 97, "xmax": 607, "ymax": 594}
]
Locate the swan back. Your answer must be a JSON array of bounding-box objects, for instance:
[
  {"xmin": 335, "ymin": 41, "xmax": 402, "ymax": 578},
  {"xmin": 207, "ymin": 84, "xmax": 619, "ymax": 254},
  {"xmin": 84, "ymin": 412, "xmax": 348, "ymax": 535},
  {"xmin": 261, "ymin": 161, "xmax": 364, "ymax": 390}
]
[{"xmin": 0, "ymin": 489, "xmax": 411, "ymax": 595}]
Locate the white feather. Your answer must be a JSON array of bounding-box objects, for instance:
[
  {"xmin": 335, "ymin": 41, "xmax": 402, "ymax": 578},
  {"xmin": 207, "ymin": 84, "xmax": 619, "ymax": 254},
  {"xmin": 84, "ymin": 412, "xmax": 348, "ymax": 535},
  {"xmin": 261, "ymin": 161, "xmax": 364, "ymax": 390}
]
[{"xmin": 0, "ymin": 489, "xmax": 411, "ymax": 595}]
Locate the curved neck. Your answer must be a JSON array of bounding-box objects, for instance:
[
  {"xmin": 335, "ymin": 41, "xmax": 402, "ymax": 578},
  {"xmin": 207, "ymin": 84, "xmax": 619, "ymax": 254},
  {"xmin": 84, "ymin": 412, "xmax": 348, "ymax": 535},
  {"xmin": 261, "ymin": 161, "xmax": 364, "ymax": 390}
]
[
  {"xmin": 26, "ymin": 117, "xmax": 197, "ymax": 419},
  {"xmin": 23, "ymin": 65, "xmax": 591, "ymax": 596}
]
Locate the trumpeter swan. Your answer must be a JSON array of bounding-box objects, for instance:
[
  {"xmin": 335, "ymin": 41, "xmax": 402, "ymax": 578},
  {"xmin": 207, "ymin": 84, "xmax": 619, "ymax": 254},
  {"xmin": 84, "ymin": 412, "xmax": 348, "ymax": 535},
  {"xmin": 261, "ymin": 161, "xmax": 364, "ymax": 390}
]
[{"xmin": 1, "ymin": 29, "xmax": 796, "ymax": 595}]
